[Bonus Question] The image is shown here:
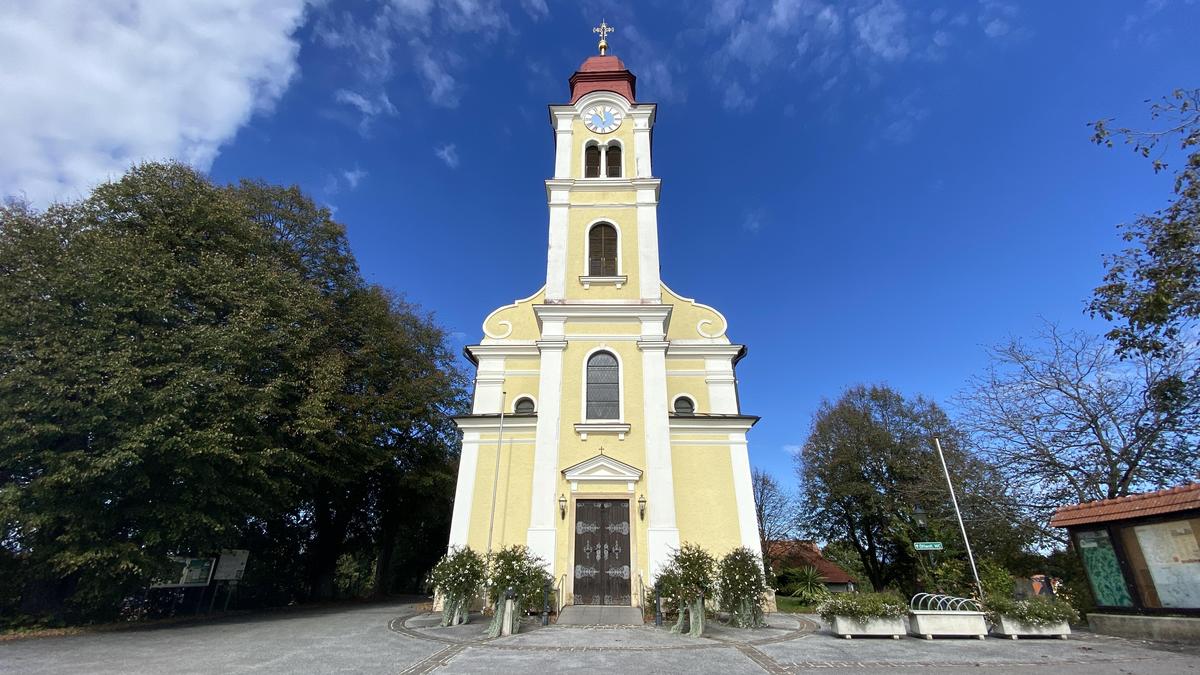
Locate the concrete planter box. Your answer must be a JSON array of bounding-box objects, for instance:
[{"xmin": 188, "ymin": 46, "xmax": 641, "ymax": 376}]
[
  {"xmin": 990, "ymin": 616, "xmax": 1070, "ymax": 639},
  {"xmin": 829, "ymin": 616, "xmax": 905, "ymax": 639},
  {"xmin": 907, "ymin": 610, "xmax": 988, "ymax": 639}
]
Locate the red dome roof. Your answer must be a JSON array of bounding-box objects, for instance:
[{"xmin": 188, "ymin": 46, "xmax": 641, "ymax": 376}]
[{"xmin": 569, "ymin": 54, "xmax": 636, "ymax": 103}]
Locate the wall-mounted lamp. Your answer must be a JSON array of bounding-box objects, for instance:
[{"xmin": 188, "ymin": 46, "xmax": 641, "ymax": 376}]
[
  {"xmin": 559, "ymin": 494, "xmax": 568, "ymax": 520},
  {"xmin": 638, "ymin": 494, "xmax": 647, "ymax": 521}
]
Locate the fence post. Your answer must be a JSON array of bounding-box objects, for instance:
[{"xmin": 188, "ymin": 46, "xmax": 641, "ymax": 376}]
[
  {"xmin": 541, "ymin": 581, "xmax": 550, "ymax": 626},
  {"xmin": 655, "ymin": 586, "xmax": 662, "ymax": 627}
]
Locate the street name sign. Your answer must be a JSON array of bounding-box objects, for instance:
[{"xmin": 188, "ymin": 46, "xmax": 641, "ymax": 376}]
[{"xmin": 914, "ymin": 541, "xmax": 944, "ymax": 551}]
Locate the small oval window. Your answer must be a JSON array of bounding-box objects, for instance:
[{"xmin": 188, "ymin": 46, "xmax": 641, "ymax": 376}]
[
  {"xmin": 514, "ymin": 397, "xmax": 536, "ymax": 414},
  {"xmin": 673, "ymin": 397, "xmax": 695, "ymax": 415}
]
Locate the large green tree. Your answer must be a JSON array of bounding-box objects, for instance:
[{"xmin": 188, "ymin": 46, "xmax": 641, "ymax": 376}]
[
  {"xmin": 796, "ymin": 385, "xmax": 1030, "ymax": 593},
  {"xmin": 1089, "ymin": 88, "xmax": 1200, "ymax": 360},
  {"xmin": 0, "ymin": 163, "xmax": 465, "ymax": 622}
]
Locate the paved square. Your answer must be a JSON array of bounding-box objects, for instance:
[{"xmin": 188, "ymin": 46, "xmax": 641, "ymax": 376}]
[{"xmin": 1, "ymin": 603, "xmax": 1197, "ymax": 674}]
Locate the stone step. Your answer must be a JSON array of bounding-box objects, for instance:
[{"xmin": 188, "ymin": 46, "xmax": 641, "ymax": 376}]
[{"xmin": 557, "ymin": 605, "xmax": 644, "ymax": 626}]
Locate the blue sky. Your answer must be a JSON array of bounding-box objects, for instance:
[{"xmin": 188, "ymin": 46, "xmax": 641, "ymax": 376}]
[{"xmin": 3, "ymin": 0, "xmax": 1198, "ymax": 487}]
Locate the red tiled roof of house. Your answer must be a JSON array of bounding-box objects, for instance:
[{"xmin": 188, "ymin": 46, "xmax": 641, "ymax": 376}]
[
  {"xmin": 766, "ymin": 540, "xmax": 855, "ymax": 584},
  {"xmin": 1049, "ymin": 482, "xmax": 1200, "ymax": 528}
]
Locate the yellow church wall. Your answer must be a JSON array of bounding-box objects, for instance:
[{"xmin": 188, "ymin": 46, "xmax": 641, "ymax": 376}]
[
  {"xmin": 664, "ymin": 358, "xmax": 706, "ymax": 371},
  {"xmin": 504, "ymin": 358, "xmax": 541, "ymax": 372},
  {"xmin": 567, "ymin": 192, "xmax": 638, "ymax": 206},
  {"xmin": 666, "ymin": 376, "xmax": 710, "ymax": 411},
  {"xmin": 482, "ymin": 288, "xmax": 544, "ymax": 342},
  {"xmin": 464, "ymin": 438, "xmax": 536, "ymax": 552},
  {"xmin": 563, "ymin": 322, "xmax": 641, "ymax": 336},
  {"xmin": 670, "ymin": 445, "xmax": 744, "ymax": 557},
  {"xmin": 661, "ymin": 285, "xmax": 727, "ymax": 342},
  {"xmin": 498, "ymin": 380, "xmax": 540, "ymax": 410}
]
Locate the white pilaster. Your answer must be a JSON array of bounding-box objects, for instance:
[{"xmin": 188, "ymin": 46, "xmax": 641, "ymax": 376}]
[
  {"xmin": 728, "ymin": 433, "xmax": 763, "ymax": 556},
  {"xmin": 544, "ymin": 190, "xmax": 570, "ymax": 301},
  {"xmin": 447, "ymin": 432, "xmax": 480, "ymax": 550},
  {"xmin": 474, "ymin": 356, "xmax": 505, "ymax": 414},
  {"xmin": 636, "ymin": 186, "xmax": 661, "ymax": 302},
  {"xmin": 639, "ymin": 333, "xmax": 678, "ymax": 578},
  {"xmin": 705, "ymin": 357, "xmax": 738, "ymax": 414},
  {"xmin": 552, "ymin": 112, "xmax": 574, "ymax": 179},
  {"xmin": 527, "ymin": 331, "xmax": 566, "ymax": 571},
  {"xmin": 633, "ymin": 114, "xmax": 653, "ymax": 178}
]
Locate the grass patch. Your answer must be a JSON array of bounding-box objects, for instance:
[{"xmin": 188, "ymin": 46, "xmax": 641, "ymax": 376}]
[{"xmin": 775, "ymin": 596, "xmax": 818, "ymax": 614}]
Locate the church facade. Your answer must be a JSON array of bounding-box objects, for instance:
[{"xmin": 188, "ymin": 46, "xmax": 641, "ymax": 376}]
[{"xmin": 447, "ymin": 37, "xmax": 762, "ymax": 607}]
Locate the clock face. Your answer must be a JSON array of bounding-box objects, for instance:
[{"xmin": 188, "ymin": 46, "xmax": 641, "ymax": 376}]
[{"xmin": 583, "ymin": 105, "xmax": 622, "ymax": 133}]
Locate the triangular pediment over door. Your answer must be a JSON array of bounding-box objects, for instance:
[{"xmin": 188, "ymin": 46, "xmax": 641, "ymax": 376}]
[{"xmin": 562, "ymin": 454, "xmax": 642, "ymax": 492}]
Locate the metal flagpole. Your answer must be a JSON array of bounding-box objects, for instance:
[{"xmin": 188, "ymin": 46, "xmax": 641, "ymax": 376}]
[
  {"xmin": 485, "ymin": 391, "xmax": 507, "ymax": 557},
  {"xmin": 933, "ymin": 436, "xmax": 984, "ymax": 600}
]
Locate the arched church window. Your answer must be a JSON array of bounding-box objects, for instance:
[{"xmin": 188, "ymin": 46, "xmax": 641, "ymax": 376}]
[
  {"xmin": 514, "ymin": 397, "xmax": 535, "ymax": 414},
  {"xmin": 586, "ymin": 351, "xmax": 620, "ymax": 419},
  {"xmin": 673, "ymin": 396, "xmax": 695, "ymax": 416},
  {"xmin": 584, "ymin": 144, "xmax": 601, "ymax": 178},
  {"xmin": 605, "ymin": 144, "xmax": 622, "ymax": 177},
  {"xmin": 588, "ymin": 224, "xmax": 617, "ymax": 277}
]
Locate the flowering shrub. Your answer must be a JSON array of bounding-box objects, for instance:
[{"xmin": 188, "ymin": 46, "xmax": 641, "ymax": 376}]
[
  {"xmin": 817, "ymin": 591, "xmax": 907, "ymax": 623},
  {"xmin": 485, "ymin": 545, "xmax": 551, "ymax": 638},
  {"xmin": 985, "ymin": 596, "xmax": 1079, "ymax": 627},
  {"xmin": 655, "ymin": 543, "xmax": 716, "ymax": 637},
  {"xmin": 428, "ymin": 547, "xmax": 485, "ymax": 626},
  {"xmin": 717, "ymin": 547, "xmax": 768, "ymax": 628}
]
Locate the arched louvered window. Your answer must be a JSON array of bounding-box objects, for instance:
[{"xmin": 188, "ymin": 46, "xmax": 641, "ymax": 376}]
[
  {"xmin": 674, "ymin": 396, "xmax": 695, "ymax": 416},
  {"xmin": 584, "ymin": 144, "xmax": 601, "ymax": 178},
  {"xmin": 588, "ymin": 224, "xmax": 617, "ymax": 277},
  {"xmin": 514, "ymin": 397, "xmax": 535, "ymax": 414},
  {"xmin": 605, "ymin": 145, "xmax": 622, "ymax": 177},
  {"xmin": 586, "ymin": 351, "xmax": 620, "ymax": 419}
]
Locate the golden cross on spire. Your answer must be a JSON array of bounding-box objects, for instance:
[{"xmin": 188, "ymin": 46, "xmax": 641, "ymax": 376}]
[{"xmin": 593, "ymin": 20, "xmax": 614, "ymax": 55}]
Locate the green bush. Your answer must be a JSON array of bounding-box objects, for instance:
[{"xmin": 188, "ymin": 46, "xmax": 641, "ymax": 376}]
[
  {"xmin": 985, "ymin": 596, "xmax": 1079, "ymax": 627},
  {"xmin": 776, "ymin": 565, "xmax": 830, "ymax": 604},
  {"xmin": 428, "ymin": 547, "xmax": 485, "ymax": 627},
  {"xmin": 817, "ymin": 591, "xmax": 908, "ymax": 623},
  {"xmin": 977, "ymin": 559, "xmax": 1014, "ymax": 600},
  {"xmin": 717, "ymin": 547, "xmax": 768, "ymax": 628}
]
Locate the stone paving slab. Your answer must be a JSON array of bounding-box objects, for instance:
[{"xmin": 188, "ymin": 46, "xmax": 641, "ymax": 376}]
[
  {"xmin": 759, "ymin": 626, "xmax": 1199, "ymax": 673},
  {"xmin": 438, "ymin": 643, "xmax": 758, "ymax": 674}
]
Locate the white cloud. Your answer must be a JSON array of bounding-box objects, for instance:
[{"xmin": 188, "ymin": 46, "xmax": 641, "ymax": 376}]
[
  {"xmin": 342, "ymin": 167, "xmax": 367, "ymax": 189},
  {"xmin": 334, "ymin": 89, "xmax": 398, "ymax": 133},
  {"xmin": 741, "ymin": 208, "xmax": 765, "ymax": 232},
  {"xmin": 413, "ymin": 41, "xmax": 461, "ymax": 108},
  {"xmin": 853, "ymin": 0, "xmax": 909, "ymax": 61},
  {"xmin": 880, "ymin": 90, "xmax": 930, "ymax": 144},
  {"xmin": 723, "ymin": 82, "xmax": 757, "ymax": 112},
  {"xmin": 0, "ymin": 0, "xmax": 308, "ymax": 205},
  {"xmin": 435, "ymin": 143, "xmax": 459, "ymax": 168},
  {"xmin": 520, "ymin": 0, "xmax": 549, "ymax": 20},
  {"xmin": 783, "ymin": 444, "xmax": 803, "ymax": 456}
]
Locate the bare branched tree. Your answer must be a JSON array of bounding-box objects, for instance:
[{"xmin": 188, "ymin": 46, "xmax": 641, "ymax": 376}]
[
  {"xmin": 752, "ymin": 468, "xmax": 795, "ymax": 570},
  {"xmin": 960, "ymin": 322, "xmax": 1199, "ymax": 525}
]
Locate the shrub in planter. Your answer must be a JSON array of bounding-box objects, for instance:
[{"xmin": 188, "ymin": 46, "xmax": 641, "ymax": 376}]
[
  {"xmin": 655, "ymin": 543, "xmax": 716, "ymax": 637},
  {"xmin": 717, "ymin": 547, "xmax": 768, "ymax": 628},
  {"xmin": 485, "ymin": 545, "xmax": 551, "ymax": 638},
  {"xmin": 428, "ymin": 547, "xmax": 486, "ymax": 627},
  {"xmin": 985, "ymin": 596, "xmax": 1078, "ymax": 637},
  {"xmin": 818, "ymin": 592, "xmax": 907, "ymax": 638}
]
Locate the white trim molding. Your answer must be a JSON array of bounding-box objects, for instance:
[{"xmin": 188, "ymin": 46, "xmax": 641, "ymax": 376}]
[
  {"xmin": 562, "ymin": 454, "xmax": 642, "ymax": 492},
  {"xmin": 573, "ymin": 421, "xmax": 631, "ymax": 441},
  {"xmin": 579, "ymin": 275, "xmax": 627, "ymax": 289}
]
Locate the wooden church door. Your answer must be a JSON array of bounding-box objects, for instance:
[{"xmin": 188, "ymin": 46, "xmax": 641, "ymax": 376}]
[{"xmin": 573, "ymin": 499, "xmax": 632, "ymax": 605}]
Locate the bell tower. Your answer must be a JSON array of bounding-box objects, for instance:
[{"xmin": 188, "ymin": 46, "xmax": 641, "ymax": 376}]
[{"xmin": 544, "ymin": 36, "xmax": 660, "ymax": 304}]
